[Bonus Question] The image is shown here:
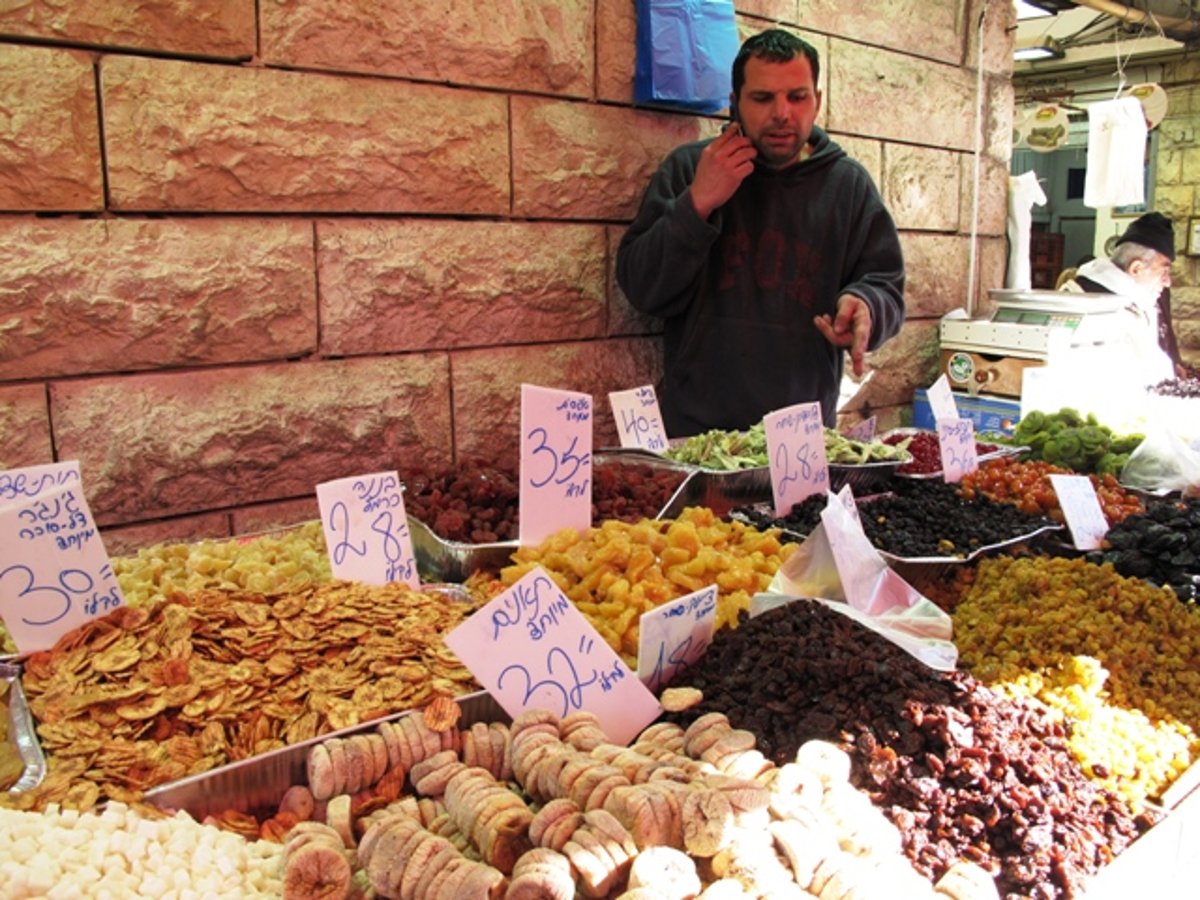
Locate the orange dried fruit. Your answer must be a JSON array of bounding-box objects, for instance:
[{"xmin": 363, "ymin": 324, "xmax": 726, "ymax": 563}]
[{"xmin": 423, "ymin": 695, "xmax": 463, "ymax": 732}]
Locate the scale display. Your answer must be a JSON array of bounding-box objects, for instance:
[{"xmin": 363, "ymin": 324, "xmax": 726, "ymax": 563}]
[{"xmin": 992, "ymin": 308, "xmax": 1082, "ymax": 329}]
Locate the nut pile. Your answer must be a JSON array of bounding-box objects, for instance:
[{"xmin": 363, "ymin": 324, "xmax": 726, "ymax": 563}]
[
  {"xmin": 662, "ymin": 599, "xmax": 1150, "ymax": 898},
  {"xmin": 5, "ymin": 582, "xmax": 481, "ymax": 814}
]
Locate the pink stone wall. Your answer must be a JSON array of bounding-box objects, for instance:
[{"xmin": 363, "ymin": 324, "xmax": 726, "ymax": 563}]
[{"xmin": 0, "ymin": 0, "xmax": 1015, "ymax": 552}]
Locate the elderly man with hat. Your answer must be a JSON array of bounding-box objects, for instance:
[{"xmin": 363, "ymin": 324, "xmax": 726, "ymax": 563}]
[{"xmin": 1060, "ymin": 211, "xmax": 1191, "ymax": 379}]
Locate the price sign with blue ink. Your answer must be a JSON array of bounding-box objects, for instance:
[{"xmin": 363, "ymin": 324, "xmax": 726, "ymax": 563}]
[
  {"xmin": 843, "ymin": 416, "xmax": 877, "ymax": 441},
  {"xmin": 1048, "ymin": 474, "xmax": 1109, "ymax": 550},
  {"xmin": 443, "ymin": 566, "xmax": 661, "ymax": 745},
  {"xmin": 608, "ymin": 385, "xmax": 668, "ymax": 454},
  {"xmin": 316, "ymin": 471, "xmax": 419, "ymax": 588},
  {"xmin": 764, "ymin": 402, "xmax": 829, "ymax": 518},
  {"xmin": 519, "ymin": 384, "xmax": 593, "ymax": 547},
  {"xmin": 0, "ymin": 465, "xmax": 125, "ymax": 654},
  {"xmin": 636, "ymin": 584, "xmax": 717, "ymax": 694},
  {"xmin": 937, "ymin": 417, "xmax": 978, "ymax": 483}
]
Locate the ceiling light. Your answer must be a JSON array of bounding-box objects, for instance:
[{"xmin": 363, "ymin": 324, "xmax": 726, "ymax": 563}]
[{"xmin": 1014, "ymin": 37, "xmax": 1066, "ymax": 61}]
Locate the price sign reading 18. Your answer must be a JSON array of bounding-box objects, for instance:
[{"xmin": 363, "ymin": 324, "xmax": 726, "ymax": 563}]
[
  {"xmin": 764, "ymin": 402, "xmax": 829, "ymax": 517},
  {"xmin": 519, "ymin": 384, "xmax": 593, "ymax": 546},
  {"xmin": 608, "ymin": 385, "xmax": 668, "ymax": 453},
  {"xmin": 636, "ymin": 585, "xmax": 717, "ymax": 694},
  {"xmin": 316, "ymin": 471, "xmax": 419, "ymax": 588},
  {"xmin": 937, "ymin": 417, "xmax": 978, "ymax": 483},
  {"xmin": 443, "ymin": 566, "xmax": 661, "ymax": 745},
  {"xmin": 0, "ymin": 470, "xmax": 125, "ymax": 654}
]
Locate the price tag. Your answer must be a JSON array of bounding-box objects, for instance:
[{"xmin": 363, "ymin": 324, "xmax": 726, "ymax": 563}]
[
  {"xmin": 443, "ymin": 566, "xmax": 661, "ymax": 745},
  {"xmin": 608, "ymin": 385, "xmax": 668, "ymax": 453},
  {"xmin": 937, "ymin": 418, "xmax": 979, "ymax": 483},
  {"xmin": 316, "ymin": 471, "xmax": 418, "ymax": 587},
  {"xmin": 764, "ymin": 402, "xmax": 829, "ymax": 518},
  {"xmin": 519, "ymin": 384, "xmax": 593, "ymax": 546},
  {"xmin": 926, "ymin": 374, "xmax": 960, "ymax": 422},
  {"xmin": 842, "ymin": 416, "xmax": 877, "ymax": 441},
  {"xmin": 1048, "ymin": 474, "xmax": 1109, "ymax": 550},
  {"xmin": 0, "ymin": 465, "xmax": 125, "ymax": 654},
  {"xmin": 636, "ymin": 585, "xmax": 717, "ymax": 694}
]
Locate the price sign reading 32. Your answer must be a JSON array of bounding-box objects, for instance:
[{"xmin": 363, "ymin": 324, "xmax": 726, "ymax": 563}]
[
  {"xmin": 316, "ymin": 471, "xmax": 419, "ymax": 588},
  {"xmin": 519, "ymin": 384, "xmax": 593, "ymax": 546},
  {"xmin": 765, "ymin": 402, "xmax": 830, "ymax": 517}
]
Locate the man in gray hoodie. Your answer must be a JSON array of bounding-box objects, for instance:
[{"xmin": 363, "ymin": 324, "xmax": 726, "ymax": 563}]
[{"xmin": 617, "ymin": 28, "xmax": 906, "ymax": 437}]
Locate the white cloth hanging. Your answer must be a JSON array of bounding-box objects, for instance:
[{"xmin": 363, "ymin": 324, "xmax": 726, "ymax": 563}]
[
  {"xmin": 1005, "ymin": 170, "xmax": 1047, "ymax": 290},
  {"xmin": 1084, "ymin": 96, "xmax": 1148, "ymax": 208}
]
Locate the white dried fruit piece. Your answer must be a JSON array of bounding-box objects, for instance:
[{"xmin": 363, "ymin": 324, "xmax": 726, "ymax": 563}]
[{"xmin": 660, "ymin": 686, "xmax": 704, "ymax": 712}]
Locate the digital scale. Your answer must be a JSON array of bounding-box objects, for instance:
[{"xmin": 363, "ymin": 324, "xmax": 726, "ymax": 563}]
[{"xmin": 938, "ymin": 289, "xmax": 1131, "ymax": 397}]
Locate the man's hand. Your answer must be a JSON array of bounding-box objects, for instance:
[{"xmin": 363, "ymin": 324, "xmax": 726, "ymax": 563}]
[
  {"xmin": 689, "ymin": 123, "xmax": 756, "ymax": 220},
  {"xmin": 814, "ymin": 294, "xmax": 872, "ymax": 377}
]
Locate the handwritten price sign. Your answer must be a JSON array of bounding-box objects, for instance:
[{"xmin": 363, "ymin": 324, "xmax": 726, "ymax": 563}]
[
  {"xmin": 637, "ymin": 585, "xmax": 717, "ymax": 694},
  {"xmin": 0, "ymin": 463, "xmax": 125, "ymax": 653},
  {"xmin": 317, "ymin": 471, "xmax": 419, "ymax": 587},
  {"xmin": 1048, "ymin": 474, "xmax": 1109, "ymax": 550},
  {"xmin": 444, "ymin": 566, "xmax": 661, "ymax": 745},
  {"xmin": 608, "ymin": 385, "xmax": 668, "ymax": 453},
  {"xmin": 843, "ymin": 416, "xmax": 877, "ymax": 441},
  {"xmin": 519, "ymin": 384, "xmax": 593, "ymax": 546},
  {"xmin": 765, "ymin": 402, "xmax": 829, "ymax": 517},
  {"xmin": 926, "ymin": 374, "xmax": 960, "ymax": 423},
  {"xmin": 937, "ymin": 418, "xmax": 979, "ymax": 483}
]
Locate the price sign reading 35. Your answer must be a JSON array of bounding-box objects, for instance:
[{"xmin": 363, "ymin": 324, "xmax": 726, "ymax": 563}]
[
  {"xmin": 316, "ymin": 471, "xmax": 419, "ymax": 587},
  {"xmin": 519, "ymin": 384, "xmax": 593, "ymax": 546},
  {"xmin": 765, "ymin": 402, "xmax": 829, "ymax": 517}
]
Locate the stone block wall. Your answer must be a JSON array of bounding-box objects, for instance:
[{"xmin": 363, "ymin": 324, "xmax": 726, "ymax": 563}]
[
  {"xmin": 1154, "ymin": 54, "xmax": 1200, "ymax": 367},
  {"xmin": 0, "ymin": 0, "xmax": 1014, "ymax": 552}
]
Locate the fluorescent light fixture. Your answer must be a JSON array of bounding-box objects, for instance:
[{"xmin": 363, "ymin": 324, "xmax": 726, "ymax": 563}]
[
  {"xmin": 1014, "ymin": 37, "xmax": 1066, "ymax": 61},
  {"xmin": 1015, "ymin": 0, "xmax": 1054, "ymax": 20}
]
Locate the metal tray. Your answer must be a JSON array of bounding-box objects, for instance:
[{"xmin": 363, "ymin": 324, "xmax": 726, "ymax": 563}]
[
  {"xmin": 2, "ymin": 662, "xmax": 46, "ymax": 796},
  {"xmin": 410, "ymin": 517, "xmax": 519, "ymax": 583},
  {"xmin": 144, "ymin": 690, "xmax": 508, "ymax": 822}
]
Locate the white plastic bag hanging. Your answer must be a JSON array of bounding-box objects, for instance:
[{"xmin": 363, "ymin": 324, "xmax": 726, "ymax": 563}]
[
  {"xmin": 1006, "ymin": 170, "xmax": 1048, "ymax": 290},
  {"xmin": 1084, "ymin": 96, "xmax": 1148, "ymax": 209}
]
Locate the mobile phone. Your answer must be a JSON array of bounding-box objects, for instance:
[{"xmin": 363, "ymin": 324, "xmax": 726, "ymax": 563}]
[{"xmin": 729, "ymin": 96, "xmax": 741, "ymax": 128}]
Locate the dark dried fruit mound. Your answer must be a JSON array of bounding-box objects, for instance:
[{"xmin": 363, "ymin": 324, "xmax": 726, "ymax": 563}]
[{"xmin": 664, "ymin": 601, "xmax": 1152, "ymax": 899}]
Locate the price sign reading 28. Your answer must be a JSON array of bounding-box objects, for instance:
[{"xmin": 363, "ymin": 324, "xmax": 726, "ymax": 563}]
[
  {"xmin": 764, "ymin": 402, "xmax": 830, "ymax": 517},
  {"xmin": 519, "ymin": 384, "xmax": 593, "ymax": 546},
  {"xmin": 316, "ymin": 471, "xmax": 419, "ymax": 588},
  {"xmin": 443, "ymin": 566, "xmax": 661, "ymax": 746},
  {"xmin": 937, "ymin": 418, "xmax": 978, "ymax": 483}
]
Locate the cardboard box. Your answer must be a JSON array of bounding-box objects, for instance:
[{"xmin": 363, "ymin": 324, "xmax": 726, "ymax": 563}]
[{"xmin": 913, "ymin": 388, "xmax": 1021, "ymax": 437}]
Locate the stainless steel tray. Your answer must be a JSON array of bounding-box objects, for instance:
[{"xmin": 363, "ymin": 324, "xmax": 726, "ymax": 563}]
[
  {"xmin": 882, "ymin": 427, "xmax": 1026, "ymax": 480},
  {"xmin": 143, "ymin": 690, "xmax": 508, "ymax": 822},
  {"xmin": 410, "ymin": 517, "xmax": 519, "ymax": 583},
  {"xmin": 2, "ymin": 662, "xmax": 46, "ymax": 796}
]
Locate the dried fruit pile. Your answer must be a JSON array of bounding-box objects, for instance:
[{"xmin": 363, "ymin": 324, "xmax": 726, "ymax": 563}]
[
  {"xmin": 883, "ymin": 430, "xmax": 1002, "ymax": 475},
  {"xmin": 663, "ymin": 599, "xmax": 1151, "ymax": 898},
  {"xmin": 958, "ymin": 457, "xmax": 1145, "ymax": 526},
  {"xmin": 4, "ymin": 582, "xmax": 482, "ymax": 814},
  {"xmin": 1087, "ymin": 498, "xmax": 1200, "ymax": 601},
  {"xmin": 402, "ymin": 457, "xmax": 689, "ymax": 544},
  {"xmin": 731, "ymin": 477, "xmax": 1056, "ymax": 559}
]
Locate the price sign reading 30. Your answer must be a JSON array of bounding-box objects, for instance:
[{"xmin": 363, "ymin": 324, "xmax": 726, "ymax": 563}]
[{"xmin": 519, "ymin": 384, "xmax": 593, "ymax": 546}]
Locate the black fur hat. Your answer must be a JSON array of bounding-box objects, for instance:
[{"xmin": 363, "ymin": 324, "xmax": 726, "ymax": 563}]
[{"xmin": 1116, "ymin": 212, "xmax": 1175, "ymax": 261}]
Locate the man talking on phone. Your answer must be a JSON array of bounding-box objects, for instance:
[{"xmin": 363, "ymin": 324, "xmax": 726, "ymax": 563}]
[{"xmin": 616, "ymin": 28, "xmax": 905, "ymax": 437}]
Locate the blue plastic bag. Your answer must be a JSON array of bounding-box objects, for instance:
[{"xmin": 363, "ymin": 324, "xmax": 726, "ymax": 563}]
[{"xmin": 634, "ymin": 0, "xmax": 739, "ymax": 115}]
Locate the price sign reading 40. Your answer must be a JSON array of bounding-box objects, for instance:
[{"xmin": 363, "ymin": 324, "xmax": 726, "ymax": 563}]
[
  {"xmin": 316, "ymin": 471, "xmax": 419, "ymax": 588},
  {"xmin": 608, "ymin": 385, "xmax": 668, "ymax": 453},
  {"xmin": 519, "ymin": 384, "xmax": 593, "ymax": 546},
  {"xmin": 764, "ymin": 402, "xmax": 829, "ymax": 517},
  {"xmin": 0, "ymin": 462, "xmax": 125, "ymax": 654}
]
